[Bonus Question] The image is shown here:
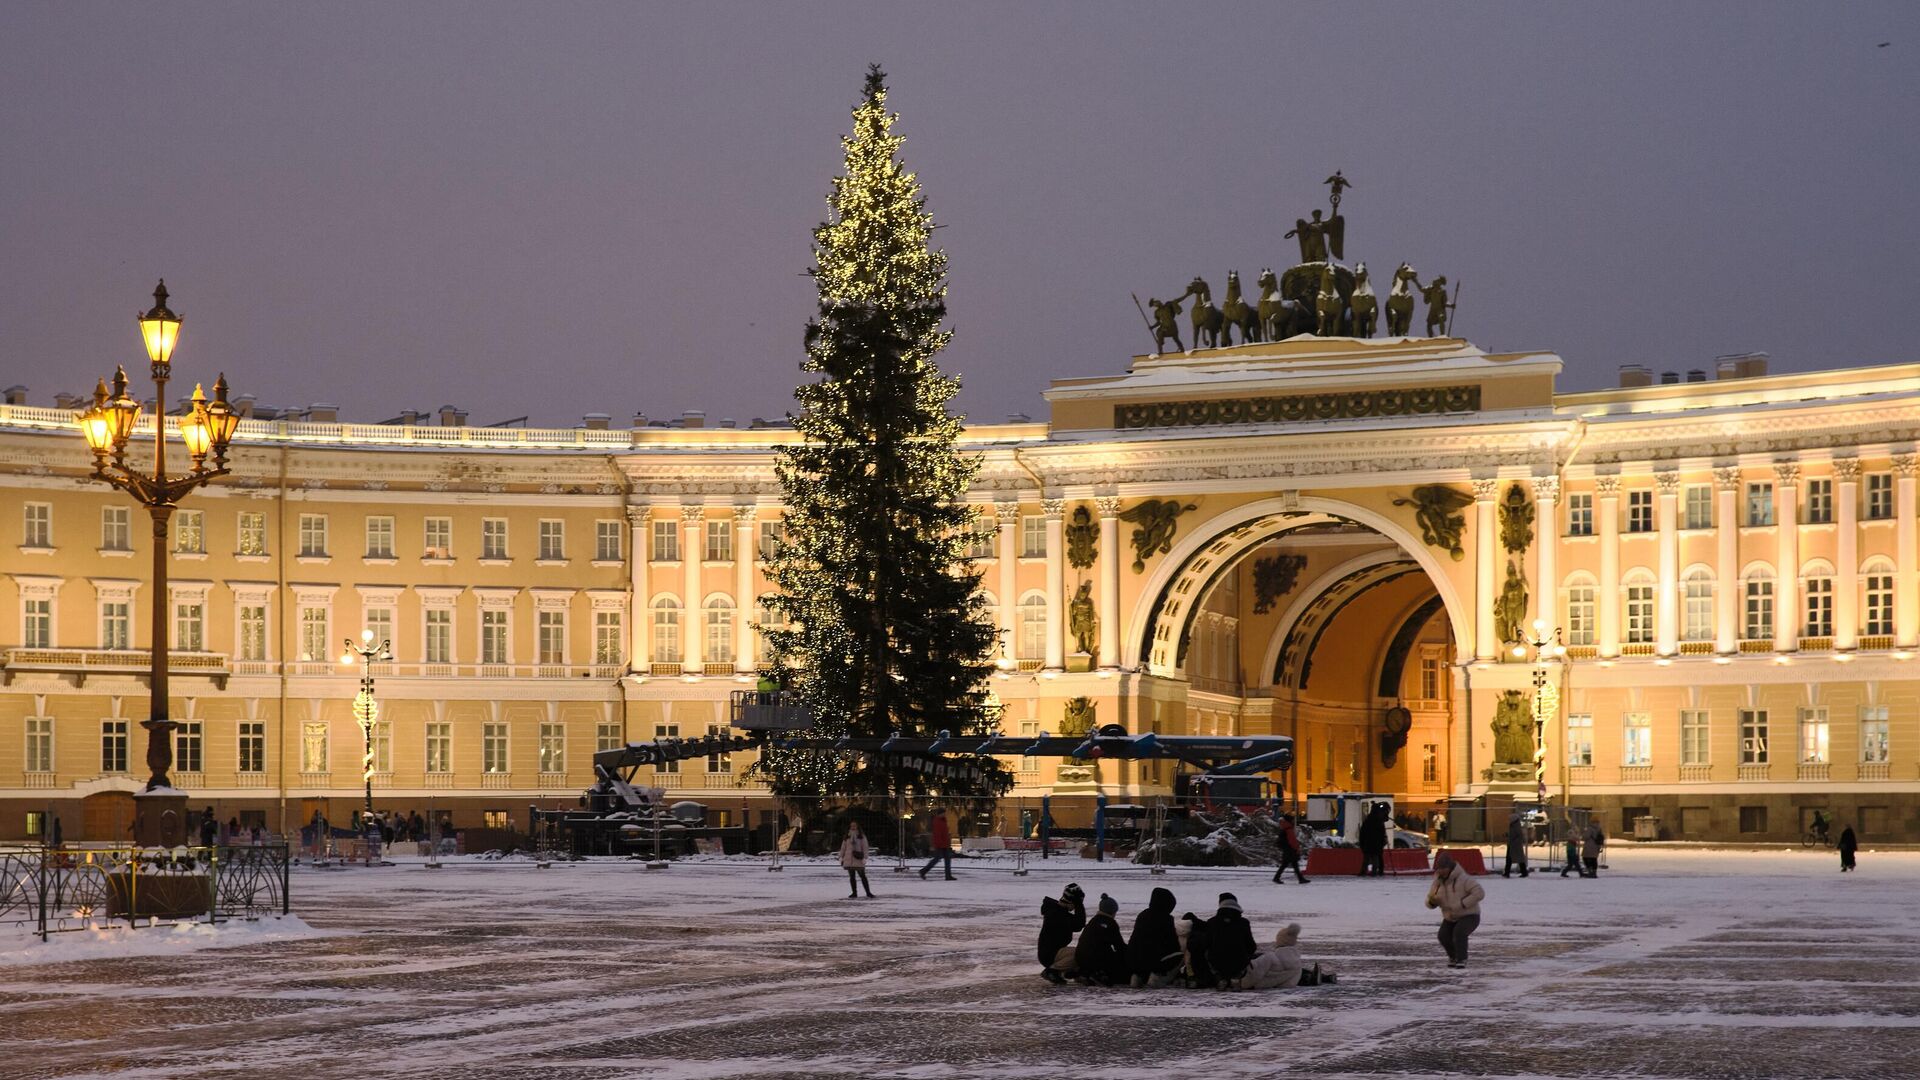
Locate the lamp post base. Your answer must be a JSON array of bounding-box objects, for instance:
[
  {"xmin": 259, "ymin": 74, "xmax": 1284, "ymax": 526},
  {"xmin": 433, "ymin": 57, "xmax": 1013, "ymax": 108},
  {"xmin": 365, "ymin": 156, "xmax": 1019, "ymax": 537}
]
[{"xmin": 132, "ymin": 788, "xmax": 191, "ymax": 846}]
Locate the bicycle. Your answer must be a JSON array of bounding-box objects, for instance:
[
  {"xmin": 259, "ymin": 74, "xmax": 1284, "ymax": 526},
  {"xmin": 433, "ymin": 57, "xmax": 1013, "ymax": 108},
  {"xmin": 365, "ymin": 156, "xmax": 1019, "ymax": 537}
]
[{"xmin": 1800, "ymin": 828, "xmax": 1834, "ymax": 848}]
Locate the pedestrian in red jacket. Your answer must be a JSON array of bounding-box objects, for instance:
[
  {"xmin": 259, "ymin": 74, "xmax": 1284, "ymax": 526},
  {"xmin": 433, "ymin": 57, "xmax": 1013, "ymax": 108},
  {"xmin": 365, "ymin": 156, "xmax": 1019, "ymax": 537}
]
[{"xmin": 919, "ymin": 808, "xmax": 955, "ymax": 880}]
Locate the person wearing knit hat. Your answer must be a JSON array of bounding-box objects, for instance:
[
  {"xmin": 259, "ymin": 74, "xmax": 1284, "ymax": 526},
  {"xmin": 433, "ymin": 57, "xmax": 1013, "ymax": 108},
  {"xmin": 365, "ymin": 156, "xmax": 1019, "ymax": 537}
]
[
  {"xmin": 1206, "ymin": 893, "xmax": 1257, "ymax": 987},
  {"xmin": 1037, "ymin": 882, "xmax": 1087, "ymax": 983},
  {"xmin": 1126, "ymin": 886, "xmax": 1183, "ymax": 988},
  {"xmin": 1074, "ymin": 892, "xmax": 1129, "ymax": 986}
]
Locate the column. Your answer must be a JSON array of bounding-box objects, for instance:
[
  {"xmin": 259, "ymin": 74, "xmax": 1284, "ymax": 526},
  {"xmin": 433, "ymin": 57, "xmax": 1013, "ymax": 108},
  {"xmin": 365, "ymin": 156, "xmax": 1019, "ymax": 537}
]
[
  {"xmin": 1655, "ymin": 471, "xmax": 1680, "ymax": 655},
  {"xmin": 1595, "ymin": 476, "xmax": 1621, "ymax": 657},
  {"xmin": 1834, "ymin": 459, "xmax": 1860, "ymax": 651},
  {"xmin": 1043, "ymin": 498, "xmax": 1066, "ymax": 670},
  {"xmin": 734, "ymin": 505, "xmax": 757, "ymax": 671},
  {"xmin": 996, "ymin": 502, "xmax": 1019, "ymax": 664},
  {"xmin": 1531, "ymin": 476, "xmax": 1558, "ymax": 630},
  {"xmin": 626, "ymin": 505, "xmax": 651, "ymax": 671},
  {"xmin": 1714, "ymin": 468, "xmax": 1740, "ymax": 654},
  {"xmin": 1896, "ymin": 454, "xmax": 1918, "ymax": 647},
  {"xmin": 1096, "ymin": 496, "xmax": 1123, "ymax": 669},
  {"xmin": 1473, "ymin": 479, "xmax": 1499, "ymax": 658},
  {"xmin": 682, "ymin": 505, "xmax": 705, "ymax": 671},
  {"xmin": 1773, "ymin": 462, "xmax": 1800, "ymax": 652}
]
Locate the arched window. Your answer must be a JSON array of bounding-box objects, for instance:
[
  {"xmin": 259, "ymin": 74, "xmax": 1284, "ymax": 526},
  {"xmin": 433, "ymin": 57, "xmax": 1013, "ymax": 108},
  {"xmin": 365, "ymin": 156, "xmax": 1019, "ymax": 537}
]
[
  {"xmin": 651, "ymin": 597, "xmax": 682, "ymax": 664},
  {"xmin": 1682, "ymin": 567, "xmax": 1715, "ymax": 642},
  {"xmin": 1622, "ymin": 570, "xmax": 1656, "ymax": 644},
  {"xmin": 1863, "ymin": 558, "xmax": 1896, "ymax": 637},
  {"xmin": 754, "ymin": 595, "xmax": 789, "ymax": 665},
  {"xmin": 1742, "ymin": 567, "xmax": 1774, "ymax": 642},
  {"xmin": 1564, "ymin": 573, "xmax": 1597, "ymax": 646},
  {"xmin": 704, "ymin": 596, "xmax": 734, "ymax": 664},
  {"xmin": 1017, "ymin": 593, "xmax": 1047, "ymax": 661}
]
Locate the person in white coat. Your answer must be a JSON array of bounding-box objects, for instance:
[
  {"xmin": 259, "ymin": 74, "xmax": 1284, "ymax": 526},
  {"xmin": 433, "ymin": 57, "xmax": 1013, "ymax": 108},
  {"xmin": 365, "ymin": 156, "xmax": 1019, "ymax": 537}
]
[
  {"xmin": 839, "ymin": 822, "xmax": 875, "ymax": 899},
  {"xmin": 1237, "ymin": 923, "xmax": 1336, "ymax": 989},
  {"xmin": 1426, "ymin": 850, "xmax": 1485, "ymax": 969}
]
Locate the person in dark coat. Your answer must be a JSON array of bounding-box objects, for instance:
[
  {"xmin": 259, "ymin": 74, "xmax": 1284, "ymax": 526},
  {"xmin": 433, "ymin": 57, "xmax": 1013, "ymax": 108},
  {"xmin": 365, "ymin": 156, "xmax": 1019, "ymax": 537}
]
[
  {"xmin": 1272, "ymin": 813, "xmax": 1310, "ymax": 884},
  {"xmin": 1579, "ymin": 821, "xmax": 1605, "ymax": 878},
  {"xmin": 197, "ymin": 807, "xmax": 218, "ymax": 848},
  {"xmin": 1206, "ymin": 892, "xmax": 1258, "ymax": 986},
  {"xmin": 1502, "ymin": 815, "xmax": 1530, "ymax": 877},
  {"xmin": 1074, "ymin": 894, "xmax": 1129, "ymax": 986},
  {"xmin": 1126, "ymin": 886, "xmax": 1182, "ymax": 987},
  {"xmin": 1358, "ymin": 804, "xmax": 1389, "ymax": 877},
  {"xmin": 1838, "ymin": 825, "xmax": 1858, "ymax": 872},
  {"xmin": 1180, "ymin": 912, "xmax": 1216, "ymax": 988},
  {"xmin": 1038, "ymin": 883, "xmax": 1087, "ymax": 982}
]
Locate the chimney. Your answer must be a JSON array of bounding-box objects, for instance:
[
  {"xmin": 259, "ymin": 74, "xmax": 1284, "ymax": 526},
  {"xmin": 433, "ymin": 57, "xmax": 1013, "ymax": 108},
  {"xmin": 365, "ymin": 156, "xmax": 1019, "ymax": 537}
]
[
  {"xmin": 307, "ymin": 403, "xmax": 339, "ymax": 422},
  {"xmin": 438, "ymin": 405, "xmax": 466, "ymax": 427},
  {"xmin": 54, "ymin": 391, "xmax": 81, "ymax": 409},
  {"xmin": 233, "ymin": 394, "xmax": 257, "ymax": 418},
  {"xmin": 582, "ymin": 413, "xmax": 611, "ymax": 430},
  {"xmin": 1715, "ymin": 352, "xmax": 1770, "ymax": 380},
  {"xmin": 680, "ymin": 410, "xmax": 706, "ymax": 429},
  {"xmin": 631, "ymin": 412, "xmax": 648, "ymax": 429},
  {"xmin": 1686, "ymin": 369, "xmax": 1707, "ymax": 383},
  {"xmin": 2, "ymin": 385, "xmax": 24, "ymax": 406},
  {"xmin": 1659, "ymin": 371, "xmax": 1680, "ymax": 385},
  {"xmin": 1617, "ymin": 364, "xmax": 1653, "ymax": 388},
  {"xmin": 718, "ymin": 418, "xmax": 736, "ymax": 429}
]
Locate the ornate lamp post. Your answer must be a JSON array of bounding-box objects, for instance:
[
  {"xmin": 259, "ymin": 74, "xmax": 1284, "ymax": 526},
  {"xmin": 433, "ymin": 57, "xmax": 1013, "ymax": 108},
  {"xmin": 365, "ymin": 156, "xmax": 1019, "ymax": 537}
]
[
  {"xmin": 340, "ymin": 629, "xmax": 393, "ymax": 819},
  {"xmin": 1506, "ymin": 618, "xmax": 1568, "ymax": 808},
  {"xmin": 77, "ymin": 282, "xmax": 240, "ymax": 845}
]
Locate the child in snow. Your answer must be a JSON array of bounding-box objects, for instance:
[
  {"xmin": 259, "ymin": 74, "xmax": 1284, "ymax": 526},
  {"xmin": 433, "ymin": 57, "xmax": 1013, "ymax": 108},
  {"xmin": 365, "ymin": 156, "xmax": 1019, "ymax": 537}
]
[
  {"xmin": 1236, "ymin": 923, "xmax": 1336, "ymax": 989},
  {"xmin": 1039, "ymin": 883, "xmax": 1087, "ymax": 984},
  {"xmin": 1073, "ymin": 893, "xmax": 1130, "ymax": 986},
  {"xmin": 1179, "ymin": 911, "xmax": 1216, "ymax": 988},
  {"xmin": 1126, "ymin": 886, "xmax": 1184, "ymax": 987},
  {"xmin": 1205, "ymin": 893, "xmax": 1258, "ymax": 987}
]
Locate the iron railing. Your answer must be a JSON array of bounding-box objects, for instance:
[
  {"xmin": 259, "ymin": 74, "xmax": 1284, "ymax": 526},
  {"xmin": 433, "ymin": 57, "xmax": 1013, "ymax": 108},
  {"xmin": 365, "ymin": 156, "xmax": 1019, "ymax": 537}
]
[{"xmin": 0, "ymin": 843, "xmax": 290, "ymax": 941}]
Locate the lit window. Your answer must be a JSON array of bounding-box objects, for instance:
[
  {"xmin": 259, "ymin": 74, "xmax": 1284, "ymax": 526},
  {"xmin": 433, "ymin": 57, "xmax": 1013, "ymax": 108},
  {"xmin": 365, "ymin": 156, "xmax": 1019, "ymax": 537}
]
[
  {"xmin": 1566, "ymin": 714, "xmax": 1593, "ymax": 767},
  {"xmin": 300, "ymin": 606, "xmax": 329, "ymax": 662},
  {"xmin": 538, "ymin": 610, "xmax": 567, "ymax": 664},
  {"xmin": 1622, "ymin": 713, "xmax": 1652, "ymax": 767},
  {"xmin": 101, "ymin": 601, "xmax": 131, "ymax": 650},
  {"xmin": 1797, "ymin": 708, "xmax": 1829, "ymax": 764},
  {"xmin": 424, "ymin": 517, "xmax": 452, "ymax": 558},
  {"xmin": 1421, "ymin": 743, "xmax": 1438, "ymax": 784},
  {"xmin": 480, "ymin": 610, "xmax": 509, "ymax": 664},
  {"xmin": 301, "ymin": 722, "xmax": 329, "ymax": 773},
  {"xmin": 539, "ymin": 722, "xmax": 566, "ymax": 774},
  {"xmin": 425, "ymin": 723, "xmax": 451, "ymax": 773},
  {"xmin": 483, "ymin": 722, "xmax": 509, "ymax": 774},
  {"xmin": 1739, "ymin": 709, "xmax": 1769, "ymax": 765},
  {"xmin": 594, "ymin": 611, "xmax": 623, "ymax": 665},
  {"xmin": 173, "ymin": 509, "xmax": 204, "ymax": 553},
  {"xmin": 238, "ymin": 511, "xmax": 268, "ymax": 555},
  {"xmin": 239, "ymin": 604, "xmax": 268, "ymax": 660},
  {"xmin": 173, "ymin": 599, "xmax": 204, "ymax": 651},
  {"xmin": 1860, "ymin": 706, "xmax": 1890, "ymax": 764}
]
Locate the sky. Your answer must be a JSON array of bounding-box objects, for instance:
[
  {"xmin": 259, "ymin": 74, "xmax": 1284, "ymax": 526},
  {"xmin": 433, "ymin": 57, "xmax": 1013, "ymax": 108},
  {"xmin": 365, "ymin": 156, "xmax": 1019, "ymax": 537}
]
[{"xmin": 3, "ymin": 3, "xmax": 1917, "ymax": 427}]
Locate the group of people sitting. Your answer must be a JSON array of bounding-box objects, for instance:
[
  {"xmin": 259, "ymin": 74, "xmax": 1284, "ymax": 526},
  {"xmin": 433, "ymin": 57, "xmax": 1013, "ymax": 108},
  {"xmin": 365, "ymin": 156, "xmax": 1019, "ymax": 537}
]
[{"xmin": 1037, "ymin": 883, "xmax": 1334, "ymax": 990}]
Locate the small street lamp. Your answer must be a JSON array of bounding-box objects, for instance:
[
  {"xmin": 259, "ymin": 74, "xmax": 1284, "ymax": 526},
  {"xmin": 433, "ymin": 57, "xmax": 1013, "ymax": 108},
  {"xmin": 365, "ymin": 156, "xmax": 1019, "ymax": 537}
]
[
  {"xmin": 1506, "ymin": 618, "xmax": 1569, "ymax": 807},
  {"xmin": 341, "ymin": 629, "xmax": 393, "ymax": 819},
  {"xmin": 76, "ymin": 282, "xmax": 240, "ymax": 844}
]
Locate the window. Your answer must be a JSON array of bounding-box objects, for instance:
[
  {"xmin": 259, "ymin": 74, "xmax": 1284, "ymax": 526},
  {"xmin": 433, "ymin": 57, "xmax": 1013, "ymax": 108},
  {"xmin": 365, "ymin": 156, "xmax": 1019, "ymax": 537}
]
[
  {"xmin": 299, "ymin": 514, "xmax": 328, "ymax": 557},
  {"xmin": 173, "ymin": 509, "xmax": 204, "ymax": 553},
  {"xmin": 364, "ymin": 516, "xmax": 395, "ymax": 559},
  {"xmin": 537, "ymin": 519, "xmax": 565, "ymax": 561},
  {"xmin": 1625, "ymin": 490, "xmax": 1652, "ymax": 533},
  {"xmin": 706, "ymin": 723, "xmax": 732, "ymax": 772},
  {"xmin": 301, "ymin": 722, "xmax": 328, "ymax": 773},
  {"xmin": 372, "ymin": 721, "xmax": 391, "ymax": 773},
  {"xmin": 655, "ymin": 723, "xmax": 679, "ymax": 773},
  {"xmin": 482, "ymin": 722, "xmax": 509, "ymax": 774},
  {"xmin": 1566, "ymin": 493, "xmax": 1593, "ymax": 537},
  {"xmin": 755, "ymin": 596, "xmax": 788, "ymax": 664},
  {"xmin": 597, "ymin": 721, "xmax": 624, "ymax": 753},
  {"xmin": 1017, "ymin": 594, "xmax": 1047, "ymax": 660},
  {"xmin": 101, "ymin": 719, "xmax": 129, "ymax": 772},
  {"xmin": 363, "ymin": 607, "xmax": 394, "ymax": 652},
  {"xmin": 174, "ymin": 599, "xmax": 204, "ymax": 651},
  {"xmin": 174, "ymin": 721, "xmax": 203, "ymax": 773},
  {"xmin": 1865, "ymin": 565, "xmax": 1895, "ymax": 636},
  {"xmin": 1566, "ymin": 714, "xmax": 1593, "ymax": 767},
  {"xmin": 23, "ymin": 503, "xmax": 51, "ymax": 547},
  {"xmin": 1798, "ymin": 708, "xmax": 1829, "ymax": 764},
  {"xmin": 25, "ymin": 717, "xmax": 53, "ymax": 773},
  {"xmin": 651, "ymin": 598, "xmax": 682, "ymax": 663},
  {"xmin": 300, "ymin": 606, "xmax": 329, "ymax": 662},
  {"xmin": 1803, "ymin": 478, "xmax": 1832, "ymax": 524},
  {"xmin": 1802, "ymin": 577, "xmax": 1832, "ymax": 637},
  {"xmin": 1683, "ymin": 570, "xmax": 1714, "ymax": 641},
  {"xmin": 1020, "ymin": 515, "xmax": 1047, "ymax": 557},
  {"xmin": 1865, "ymin": 473, "xmax": 1893, "ymax": 519},
  {"xmin": 481, "ymin": 519, "xmax": 508, "ymax": 560},
  {"xmin": 1744, "ymin": 483, "xmax": 1774, "ymax": 526},
  {"xmin": 1680, "ymin": 709, "xmax": 1709, "ymax": 766},
  {"xmin": 238, "ymin": 604, "xmax": 267, "ymax": 661},
  {"xmin": 424, "ymin": 517, "xmax": 451, "ymax": 558},
  {"xmin": 23, "ymin": 598, "xmax": 52, "ymax": 648},
  {"xmin": 1683, "ymin": 485, "xmax": 1712, "ymax": 529},
  {"xmin": 1622, "ymin": 713, "xmax": 1652, "ymax": 767},
  {"xmin": 482, "ymin": 810, "xmax": 510, "ymax": 830},
  {"xmin": 101, "ymin": 506, "xmax": 130, "ymax": 551},
  {"xmin": 424, "ymin": 609, "xmax": 452, "ymax": 664},
  {"xmin": 1624, "ymin": 580, "xmax": 1655, "ymax": 644},
  {"xmin": 238, "ymin": 511, "xmax": 267, "ymax": 555},
  {"xmin": 480, "ymin": 610, "xmax": 509, "ymax": 664},
  {"xmin": 651, "ymin": 520, "xmax": 679, "ymax": 561},
  {"xmin": 539, "ymin": 722, "xmax": 566, "ymax": 774},
  {"xmin": 758, "ymin": 520, "xmax": 785, "ymax": 560},
  {"xmin": 238, "ymin": 721, "xmax": 265, "ymax": 774},
  {"xmin": 101, "ymin": 601, "xmax": 130, "ymax": 650},
  {"xmin": 1421, "ymin": 743, "xmax": 1438, "ymax": 784},
  {"xmin": 595, "ymin": 520, "xmax": 622, "ymax": 562},
  {"xmin": 425, "ymin": 723, "xmax": 451, "ymax": 773},
  {"xmin": 704, "ymin": 520, "xmax": 732, "ymax": 562},
  {"xmin": 964, "ymin": 515, "xmax": 995, "ymax": 559},
  {"xmin": 1739, "ymin": 806, "xmax": 1768, "ymax": 834},
  {"xmin": 1739, "ymin": 709, "xmax": 1768, "ymax": 765},
  {"xmin": 594, "ymin": 611, "xmax": 623, "ymax": 665},
  {"xmin": 1861, "ymin": 706, "xmax": 1890, "ymax": 764},
  {"xmin": 537, "ymin": 610, "xmax": 566, "ymax": 664},
  {"xmin": 1743, "ymin": 573, "xmax": 1773, "ymax": 641},
  {"xmin": 1566, "ymin": 584, "xmax": 1596, "ymax": 646},
  {"xmin": 1419, "ymin": 656, "xmax": 1442, "ymax": 700},
  {"xmin": 705, "ymin": 597, "xmax": 733, "ymax": 661}
]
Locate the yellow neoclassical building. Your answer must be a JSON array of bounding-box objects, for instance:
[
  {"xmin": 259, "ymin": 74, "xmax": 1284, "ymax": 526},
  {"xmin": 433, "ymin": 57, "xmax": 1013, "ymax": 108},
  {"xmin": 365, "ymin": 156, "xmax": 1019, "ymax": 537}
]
[{"xmin": 1, "ymin": 335, "xmax": 1916, "ymax": 842}]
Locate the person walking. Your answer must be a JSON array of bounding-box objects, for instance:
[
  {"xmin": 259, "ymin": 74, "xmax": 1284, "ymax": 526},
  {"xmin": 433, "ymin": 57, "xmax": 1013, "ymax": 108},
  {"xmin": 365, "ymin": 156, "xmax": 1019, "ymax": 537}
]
[
  {"xmin": 1426, "ymin": 850, "xmax": 1485, "ymax": 969},
  {"xmin": 1272, "ymin": 813, "xmax": 1310, "ymax": 884},
  {"xmin": 1580, "ymin": 820, "xmax": 1605, "ymax": 878},
  {"xmin": 839, "ymin": 822, "xmax": 875, "ymax": 898},
  {"xmin": 1502, "ymin": 814, "xmax": 1530, "ymax": 878},
  {"xmin": 1357, "ymin": 803, "xmax": 1388, "ymax": 877},
  {"xmin": 919, "ymin": 807, "xmax": 955, "ymax": 880},
  {"xmin": 1839, "ymin": 824, "xmax": 1858, "ymax": 872}
]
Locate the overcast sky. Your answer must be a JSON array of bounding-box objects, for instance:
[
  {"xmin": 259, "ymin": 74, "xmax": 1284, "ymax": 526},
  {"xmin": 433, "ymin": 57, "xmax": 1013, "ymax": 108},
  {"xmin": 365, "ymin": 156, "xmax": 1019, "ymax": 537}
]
[{"xmin": 3, "ymin": 3, "xmax": 1916, "ymax": 427}]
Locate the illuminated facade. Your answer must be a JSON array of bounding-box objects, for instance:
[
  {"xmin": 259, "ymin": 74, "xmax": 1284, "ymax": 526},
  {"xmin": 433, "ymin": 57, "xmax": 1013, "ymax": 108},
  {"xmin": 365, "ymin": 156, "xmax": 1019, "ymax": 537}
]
[{"xmin": 2, "ymin": 336, "xmax": 1916, "ymax": 841}]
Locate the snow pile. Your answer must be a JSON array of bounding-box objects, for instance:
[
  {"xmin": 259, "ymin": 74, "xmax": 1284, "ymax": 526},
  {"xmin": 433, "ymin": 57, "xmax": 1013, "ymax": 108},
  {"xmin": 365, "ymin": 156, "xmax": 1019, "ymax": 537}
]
[
  {"xmin": 0, "ymin": 914, "xmax": 336, "ymax": 967},
  {"xmin": 1134, "ymin": 808, "xmax": 1283, "ymax": 867}
]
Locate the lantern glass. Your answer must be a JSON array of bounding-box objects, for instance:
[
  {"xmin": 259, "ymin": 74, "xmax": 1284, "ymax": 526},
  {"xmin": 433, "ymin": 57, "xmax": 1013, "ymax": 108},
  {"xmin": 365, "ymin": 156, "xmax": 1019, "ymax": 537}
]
[{"xmin": 80, "ymin": 407, "xmax": 114, "ymax": 452}]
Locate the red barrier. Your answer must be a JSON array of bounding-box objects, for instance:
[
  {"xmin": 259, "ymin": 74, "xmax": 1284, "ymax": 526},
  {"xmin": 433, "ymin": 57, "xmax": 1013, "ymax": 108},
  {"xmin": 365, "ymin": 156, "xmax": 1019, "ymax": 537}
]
[
  {"xmin": 1304, "ymin": 848, "xmax": 1361, "ymax": 876},
  {"xmin": 1302, "ymin": 847, "xmax": 1437, "ymax": 876},
  {"xmin": 1437, "ymin": 847, "xmax": 1488, "ymax": 875}
]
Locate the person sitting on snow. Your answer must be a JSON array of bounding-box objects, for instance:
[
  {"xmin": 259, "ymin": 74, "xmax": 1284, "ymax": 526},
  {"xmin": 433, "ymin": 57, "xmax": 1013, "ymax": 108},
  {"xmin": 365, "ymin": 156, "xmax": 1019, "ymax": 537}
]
[
  {"xmin": 1179, "ymin": 911, "xmax": 1216, "ymax": 988},
  {"xmin": 1237, "ymin": 922, "xmax": 1336, "ymax": 989},
  {"xmin": 1038, "ymin": 883, "xmax": 1087, "ymax": 984},
  {"xmin": 1206, "ymin": 892, "xmax": 1259, "ymax": 987},
  {"xmin": 1126, "ymin": 886, "xmax": 1183, "ymax": 987},
  {"xmin": 1073, "ymin": 893, "xmax": 1130, "ymax": 986}
]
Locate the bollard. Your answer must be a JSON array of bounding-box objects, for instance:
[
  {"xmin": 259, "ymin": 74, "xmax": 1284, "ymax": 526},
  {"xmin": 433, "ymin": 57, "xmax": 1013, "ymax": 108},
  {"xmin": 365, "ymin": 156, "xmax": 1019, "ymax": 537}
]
[{"xmin": 1149, "ymin": 799, "xmax": 1166, "ymax": 876}]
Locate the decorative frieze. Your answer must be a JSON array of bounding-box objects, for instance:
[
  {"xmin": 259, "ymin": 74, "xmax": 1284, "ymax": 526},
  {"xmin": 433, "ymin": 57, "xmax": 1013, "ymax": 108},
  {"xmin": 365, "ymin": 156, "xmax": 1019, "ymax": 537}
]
[{"xmin": 1113, "ymin": 384, "xmax": 1480, "ymax": 430}]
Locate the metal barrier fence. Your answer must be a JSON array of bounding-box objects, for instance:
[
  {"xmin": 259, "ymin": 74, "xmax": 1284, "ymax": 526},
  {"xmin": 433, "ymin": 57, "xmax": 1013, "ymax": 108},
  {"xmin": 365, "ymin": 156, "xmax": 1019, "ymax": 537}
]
[{"xmin": 0, "ymin": 843, "xmax": 291, "ymax": 941}]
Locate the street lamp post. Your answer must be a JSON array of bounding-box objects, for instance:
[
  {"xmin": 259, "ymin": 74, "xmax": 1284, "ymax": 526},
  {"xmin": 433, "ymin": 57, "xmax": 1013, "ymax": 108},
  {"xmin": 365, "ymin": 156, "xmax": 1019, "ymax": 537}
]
[
  {"xmin": 77, "ymin": 282, "xmax": 240, "ymax": 845},
  {"xmin": 341, "ymin": 630, "xmax": 393, "ymax": 819},
  {"xmin": 1505, "ymin": 618, "xmax": 1568, "ymax": 809}
]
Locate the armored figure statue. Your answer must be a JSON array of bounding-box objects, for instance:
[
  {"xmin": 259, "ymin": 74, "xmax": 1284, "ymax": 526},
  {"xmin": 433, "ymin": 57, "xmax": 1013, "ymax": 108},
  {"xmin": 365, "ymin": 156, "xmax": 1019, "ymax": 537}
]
[
  {"xmin": 1492, "ymin": 690, "xmax": 1535, "ymax": 766},
  {"xmin": 1069, "ymin": 581, "xmax": 1098, "ymax": 658},
  {"xmin": 1495, "ymin": 560, "xmax": 1529, "ymax": 646},
  {"xmin": 1147, "ymin": 296, "xmax": 1185, "ymax": 355},
  {"xmin": 1420, "ymin": 275, "xmax": 1452, "ymax": 337}
]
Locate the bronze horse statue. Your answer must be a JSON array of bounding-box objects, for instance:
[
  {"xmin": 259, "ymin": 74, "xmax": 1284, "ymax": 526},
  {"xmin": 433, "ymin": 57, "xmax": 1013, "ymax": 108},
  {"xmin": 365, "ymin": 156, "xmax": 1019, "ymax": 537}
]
[
  {"xmin": 1182, "ymin": 276, "xmax": 1225, "ymax": 350},
  {"xmin": 1385, "ymin": 262, "xmax": 1418, "ymax": 336},
  {"xmin": 1256, "ymin": 267, "xmax": 1314, "ymax": 341},
  {"xmin": 1349, "ymin": 262, "xmax": 1377, "ymax": 337},
  {"xmin": 1221, "ymin": 270, "xmax": 1261, "ymax": 346},
  {"xmin": 1314, "ymin": 262, "xmax": 1344, "ymax": 336}
]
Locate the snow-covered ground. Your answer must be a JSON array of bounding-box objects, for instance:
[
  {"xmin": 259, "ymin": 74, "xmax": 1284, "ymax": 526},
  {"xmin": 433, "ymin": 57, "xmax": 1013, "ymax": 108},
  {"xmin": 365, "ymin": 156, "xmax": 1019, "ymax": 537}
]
[{"xmin": 6, "ymin": 846, "xmax": 1918, "ymax": 1079}]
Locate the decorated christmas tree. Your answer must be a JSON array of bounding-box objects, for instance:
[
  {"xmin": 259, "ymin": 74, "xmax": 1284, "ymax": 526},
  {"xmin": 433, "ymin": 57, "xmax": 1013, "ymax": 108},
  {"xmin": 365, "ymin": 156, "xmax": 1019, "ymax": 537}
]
[{"xmin": 757, "ymin": 65, "xmax": 1009, "ymax": 806}]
